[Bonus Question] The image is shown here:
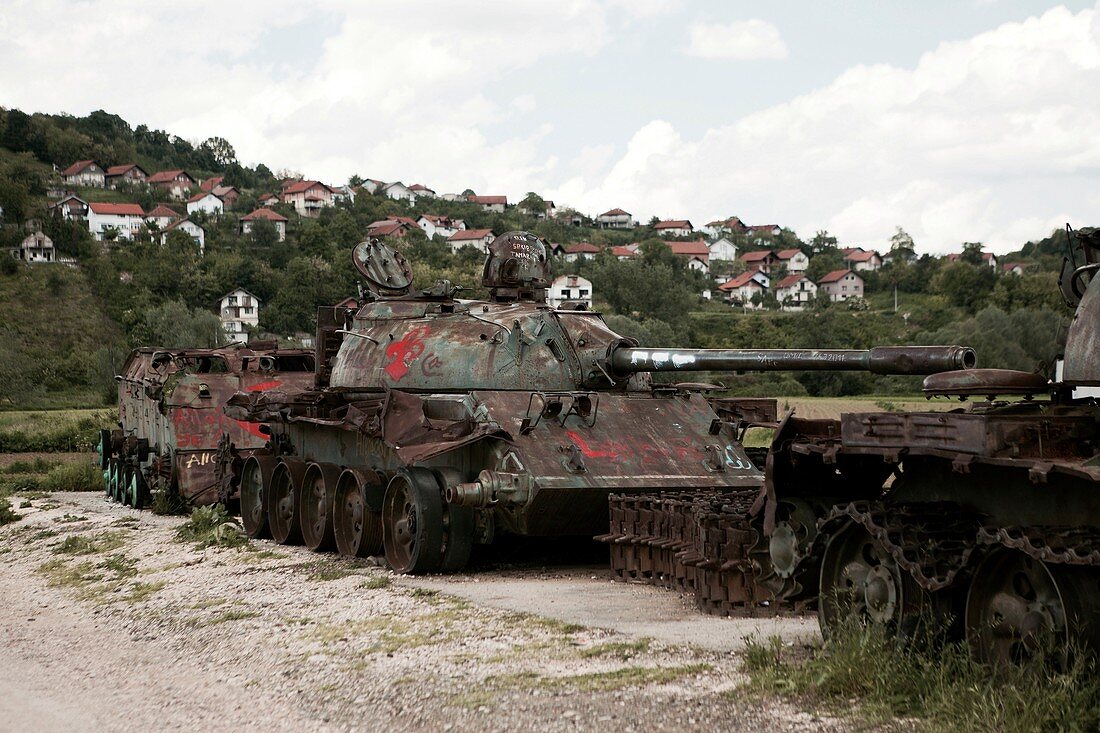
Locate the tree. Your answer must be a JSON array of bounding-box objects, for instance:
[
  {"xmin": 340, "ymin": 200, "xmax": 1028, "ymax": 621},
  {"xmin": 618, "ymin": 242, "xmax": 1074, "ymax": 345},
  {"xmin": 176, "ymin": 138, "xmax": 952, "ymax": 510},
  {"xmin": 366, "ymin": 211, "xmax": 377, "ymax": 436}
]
[
  {"xmin": 889, "ymin": 227, "xmax": 915, "ymax": 259},
  {"xmin": 810, "ymin": 230, "xmax": 838, "ymax": 255},
  {"xmin": 519, "ymin": 192, "xmax": 547, "ymax": 215},
  {"xmin": 960, "ymin": 241, "xmax": 985, "ymax": 266},
  {"xmin": 132, "ymin": 301, "xmax": 224, "ymax": 348},
  {"xmin": 200, "ymin": 136, "xmax": 237, "ymax": 167},
  {"xmin": 932, "ymin": 261, "xmax": 996, "ymax": 310}
]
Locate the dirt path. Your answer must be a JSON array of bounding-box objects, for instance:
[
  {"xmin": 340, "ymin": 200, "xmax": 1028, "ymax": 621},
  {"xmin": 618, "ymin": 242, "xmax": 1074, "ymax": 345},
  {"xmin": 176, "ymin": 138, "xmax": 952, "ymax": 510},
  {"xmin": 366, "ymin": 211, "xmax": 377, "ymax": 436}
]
[{"xmin": 0, "ymin": 492, "xmax": 841, "ymax": 732}]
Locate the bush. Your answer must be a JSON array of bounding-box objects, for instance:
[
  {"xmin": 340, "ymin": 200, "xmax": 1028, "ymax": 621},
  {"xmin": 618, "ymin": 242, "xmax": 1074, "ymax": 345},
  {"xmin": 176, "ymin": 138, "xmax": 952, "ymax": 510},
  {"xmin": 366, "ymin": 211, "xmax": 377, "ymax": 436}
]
[
  {"xmin": 0, "ymin": 497, "xmax": 19, "ymax": 525},
  {"xmin": 175, "ymin": 504, "xmax": 248, "ymax": 549},
  {"xmin": 40, "ymin": 462, "xmax": 103, "ymax": 492}
]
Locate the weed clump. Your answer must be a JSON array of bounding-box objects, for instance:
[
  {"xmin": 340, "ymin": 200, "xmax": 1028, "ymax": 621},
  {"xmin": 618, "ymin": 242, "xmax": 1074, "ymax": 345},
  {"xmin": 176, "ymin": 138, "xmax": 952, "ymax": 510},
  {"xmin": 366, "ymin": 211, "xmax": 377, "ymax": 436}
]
[
  {"xmin": 176, "ymin": 504, "xmax": 248, "ymax": 549},
  {"xmin": 53, "ymin": 531, "xmax": 125, "ymax": 555},
  {"xmin": 40, "ymin": 463, "xmax": 103, "ymax": 492},
  {"xmin": 740, "ymin": 621, "xmax": 1100, "ymax": 733},
  {"xmin": 152, "ymin": 489, "xmax": 188, "ymax": 516},
  {"xmin": 0, "ymin": 497, "xmax": 20, "ymax": 525}
]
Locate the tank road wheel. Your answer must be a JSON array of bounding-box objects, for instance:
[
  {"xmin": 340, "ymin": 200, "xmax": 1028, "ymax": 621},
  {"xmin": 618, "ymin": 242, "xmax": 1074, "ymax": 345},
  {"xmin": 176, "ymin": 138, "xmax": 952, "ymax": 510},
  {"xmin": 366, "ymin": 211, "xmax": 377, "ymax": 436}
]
[
  {"xmin": 433, "ymin": 468, "xmax": 475, "ymax": 572},
  {"xmin": 819, "ymin": 522, "xmax": 926, "ymax": 639},
  {"xmin": 127, "ymin": 467, "xmax": 147, "ymax": 509},
  {"xmin": 382, "ymin": 468, "xmax": 444, "ymax": 574},
  {"xmin": 109, "ymin": 459, "xmax": 123, "ymax": 502},
  {"xmin": 966, "ymin": 550, "xmax": 1100, "ymax": 665},
  {"xmin": 268, "ymin": 460, "xmax": 306, "ymax": 545},
  {"xmin": 105, "ymin": 457, "xmax": 117, "ymax": 499},
  {"xmin": 97, "ymin": 429, "xmax": 111, "ymax": 471},
  {"xmin": 239, "ymin": 456, "xmax": 274, "ymax": 539},
  {"xmin": 300, "ymin": 463, "xmax": 339, "ymax": 551},
  {"xmin": 334, "ymin": 469, "xmax": 383, "ymax": 558}
]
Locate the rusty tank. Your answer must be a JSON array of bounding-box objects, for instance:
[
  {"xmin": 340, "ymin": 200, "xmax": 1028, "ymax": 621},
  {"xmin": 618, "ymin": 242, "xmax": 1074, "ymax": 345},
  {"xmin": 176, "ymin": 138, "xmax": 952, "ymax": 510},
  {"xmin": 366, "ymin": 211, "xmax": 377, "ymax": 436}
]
[
  {"xmin": 631, "ymin": 225, "xmax": 1098, "ymax": 663},
  {"xmin": 223, "ymin": 232, "xmax": 973, "ymax": 577},
  {"xmin": 99, "ymin": 342, "xmax": 314, "ymax": 508}
]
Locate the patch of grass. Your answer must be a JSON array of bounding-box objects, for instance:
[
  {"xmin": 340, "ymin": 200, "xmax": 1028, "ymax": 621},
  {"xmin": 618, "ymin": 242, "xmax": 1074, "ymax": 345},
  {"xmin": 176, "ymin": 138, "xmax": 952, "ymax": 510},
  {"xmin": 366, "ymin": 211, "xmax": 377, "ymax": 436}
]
[
  {"xmin": 302, "ymin": 560, "xmax": 362, "ymax": 582},
  {"xmin": 151, "ymin": 489, "xmax": 188, "ymax": 516},
  {"xmin": 98, "ymin": 553, "xmax": 137, "ymax": 578},
  {"xmin": 54, "ymin": 513, "xmax": 87, "ymax": 523},
  {"xmin": 359, "ymin": 575, "xmax": 391, "ymax": 590},
  {"xmin": 3, "ymin": 457, "xmax": 56, "ymax": 474},
  {"xmin": 408, "ymin": 587, "xmax": 438, "ymax": 598},
  {"xmin": 14, "ymin": 488, "xmax": 49, "ymax": 499},
  {"xmin": 0, "ymin": 476, "xmax": 40, "ymax": 493},
  {"xmin": 19, "ymin": 500, "xmax": 31, "ymax": 509},
  {"xmin": 580, "ymin": 638, "xmax": 652, "ymax": 660},
  {"xmin": 122, "ymin": 580, "xmax": 166, "ymax": 603},
  {"xmin": 175, "ymin": 504, "xmax": 248, "ymax": 549},
  {"xmin": 40, "ymin": 463, "xmax": 103, "ymax": 492},
  {"xmin": 111, "ymin": 516, "xmax": 140, "ymax": 527},
  {"xmin": 204, "ymin": 609, "xmax": 261, "ymax": 625},
  {"xmin": 30, "ymin": 528, "xmax": 58, "ymax": 540},
  {"xmin": 740, "ymin": 622, "xmax": 1100, "ymax": 733},
  {"xmin": 53, "ymin": 531, "xmax": 125, "ymax": 555},
  {"xmin": 0, "ymin": 409, "xmax": 114, "ymax": 452},
  {"xmin": 0, "ymin": 496, "xmax": 20, "ymax": 525},
  {"xmin": 491, "ymin": 663, "xmax": 711, "ymax": 693},
  {"xmin": 189, "ymin": 597, "xmax": 229, "ymax": 610},
  {"xmin": 313, "ymin": 613, "xmax": 459, "ymax": 653}
]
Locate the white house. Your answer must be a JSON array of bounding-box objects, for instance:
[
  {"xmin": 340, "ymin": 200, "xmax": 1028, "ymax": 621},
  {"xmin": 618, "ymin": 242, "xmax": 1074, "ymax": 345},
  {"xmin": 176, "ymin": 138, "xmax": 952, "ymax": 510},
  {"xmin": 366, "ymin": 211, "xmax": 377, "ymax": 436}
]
[
  {"xmin": 775, "ymin": 248, "xmax": 810, "ymax": 274},
  {"xmin": 408, "ymin": 184, "xmax": 436, "ymax": 199},
  {"xmin": 563, "ymin": 242, "xmax": 600, "ymax": 263},
  {"xmin": 818, "ymin": 269, "xmax": 864, "ymax": 301},
  {"xmin": 548, "ymin": 274, "xmax": 593, "ymax": 309},
  {"xmin": 668, "ymin": 240, "xmax": 711, "ymax": 273},
  {"xmin": 718, "ymin": 269, "xmax": 770, "ymax": 308},
  {"xmin": 610, "ymin": 245, "xmax": 639, "ymax": 260},
  {"xmin": 281, "ymin": 180, "xmax": 335, "ymax": 217},
  {"xmin": 104, "ymin": 164, "xmax": 148, "ymax": 189},
  {"xmin": 361, "ymin": 179, "xmax": 386, "ymax": 195},
  {"xmin": 9, "ymin": 232, "xmax": 55, "ymax": 263},
  {"xmin": 61, "ymin": 160, "xmax": 105, "ymax": 188},
  {"xmin": 447, "ymin": 228, "xmax": 495, "ymax": 253},
  {"xmin": 707, "ymin": 237, "xmax": 738, "ymax": 262},
  {"xmin": 144, "ymin": 204, "xmax": 180, "ymax": 230},
  {"xmin": 382, "ymin": 181, "xmax": 416, "ymax": 202},
  {"xmin": 654, "ymin": 219, "xmax": 694, "ymax": 238},
  {"xmin": 702, "ymin": 217, "xmax": 748, "ymax": 237},
  {"xmin": 774, "ymin": 273, "xmax": 817, "ymax": 310},
  {"xmin": 596, "ymin": 208, "xmax": 633, "ymax": 229},
  {"xmin": 418, "ymin": 214, "xmax": 465, "ymax": 239},
  {"xmin": 87, "ymin": 202, "xmax": 145, "ymax": 241},
  {"xmin": 219, "ymin": 288, "xmax": 260, "ymax": 343},
  {"xmin": 160, "ymin": 218, "xmax": 206, "ymax": 253},
  {"xmin": 843, "ymin": 248, "xmax": 883, "ymax": 272},
  {"xmin": 186, "ymin": 192, "xmax": 224, "ymax": 217},
  {"xmin": 240, "ymin": 208, "xmax": 288, "ymax": 242},
  {"xmin": 468, "ymin": 195, "xmax": 507, "ymax": 213}
]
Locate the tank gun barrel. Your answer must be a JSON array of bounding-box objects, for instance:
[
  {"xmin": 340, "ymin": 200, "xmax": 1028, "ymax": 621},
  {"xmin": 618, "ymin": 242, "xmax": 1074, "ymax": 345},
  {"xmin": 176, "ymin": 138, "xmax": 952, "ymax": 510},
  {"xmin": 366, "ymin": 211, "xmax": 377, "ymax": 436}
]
[{"xmin": 610, "ymin": 345, "xmax": 975, "ymax": 376}]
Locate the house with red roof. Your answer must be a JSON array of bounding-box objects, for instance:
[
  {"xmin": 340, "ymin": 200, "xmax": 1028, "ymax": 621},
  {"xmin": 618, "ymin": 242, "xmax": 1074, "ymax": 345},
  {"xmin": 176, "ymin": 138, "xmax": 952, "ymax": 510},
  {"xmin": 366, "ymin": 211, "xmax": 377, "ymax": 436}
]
[
  {"xmin": 945, "ymin": 251, "xmax": 998, "ymax": 270},
  {"xmin": 87, "ymin": 202, "xmax": 145, "ymax": 241},
  {"xmin": 739, "ymin": 249, "xmax": 777, "ymax": 274},
  {"xmin": 418, "ymin": 214, "xmax": 465, "ymax": 239},
  {"xmin": 596, "ymin": 208, "xmax": 633, "ymax": 229},
  {"xmin": 159, "ymin": 218, "xmax": 205, "ymax": 252},
  {"xmin": 842, "ymin": 247, "xmax": 883, "ymax": 272},
  {"xmin": 147, "ymin": 170, "xmax": 197, "ymax": 200},
  {"xmin": 281, "ymin": 180, "xmax": 335, "ymax": 217},
  {"xmin": 1002, "ymin": 262, "xmax": 1026, "ymax": 276},
  {"xmin": 257, "ymin": 192, "xmax": 280, "ymax": 207},
  {"xmin": 667, "ymin": 240, "xmax": 711, "ymax": 272},
  {"xmin": 563, "ymin": 242, "xmax": 601, "ymax": 263},
  {"xmin": 775, "ymin": 248, "xmax": 809, "ymax": 274},
  {"xmin": 817, "ymin": 269, "xmax": 864, "ymax": 301},
  {"xmin": 447, "ymin": 228, "xmax": 496, "ymax": 253},
  {"xmin": 240, "ymin": 208, "xmax": 288, "ymax": 241},
  {"xmin": 61, "ymin": 160, "xmax": 106, "ymax": 188},
  {"xmin": 718, "ymin": 269, "xmax": 770, "ymax": 308},
  {"xmin": 105, "ymin": 164, "xmax": 148, "ymax": 189},
  {"xmin": 211, "ymin": 185, "xmax": 240, "ymax": 209},
  {"xmin": 654, "ymin": 219, "xmax": 694, "ymax": 238},
  {"xmin": 199, "ymin": 176, "xmax": 224, "ymax": 193},
  {"xmin": 144, "ymin": 204, "xmax": 181, "ymax": 230},
  {"xmin": 186, "ymin": 191, "xmax": 224, "ymax": 217},
  {"xmin": 702, "ymin": 216, "xmax": 748, "ymax": 237},
  {"xmin": 610, "ymin": 245, "xmax": 638, "ymax": 260},
  {"xmin": 367, "ymin": 217, "xmax": 420, "ymax": 239},
  {"xmin": 748, "ymin": 224, "xmax": 781, "ymax": 243},
  {"xmin": 408, "ymin": 183, "xmax": 437, "ymax": 199},
  {"xmin": 774, "ymin": 273, "xmax": 817, "ymax": 310},
  {"xmin": 467, "ymin": 195, "xmax": 507, "ymax": 213}
]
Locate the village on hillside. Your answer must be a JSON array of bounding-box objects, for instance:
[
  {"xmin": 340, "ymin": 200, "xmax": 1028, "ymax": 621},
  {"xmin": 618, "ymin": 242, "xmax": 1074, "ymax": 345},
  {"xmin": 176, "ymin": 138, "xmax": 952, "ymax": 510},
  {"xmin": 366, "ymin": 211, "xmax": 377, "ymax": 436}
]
[{"xmin": 9, "ymin": 157, "xmax": 1026, "ymax": 343}]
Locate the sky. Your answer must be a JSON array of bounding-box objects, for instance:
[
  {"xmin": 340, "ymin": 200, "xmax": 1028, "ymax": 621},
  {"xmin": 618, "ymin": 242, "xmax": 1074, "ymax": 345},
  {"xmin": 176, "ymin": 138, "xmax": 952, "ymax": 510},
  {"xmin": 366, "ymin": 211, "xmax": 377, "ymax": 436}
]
[{"xmin": 2, "ymin": 0, "xmax": 1100, "ymax": 254}]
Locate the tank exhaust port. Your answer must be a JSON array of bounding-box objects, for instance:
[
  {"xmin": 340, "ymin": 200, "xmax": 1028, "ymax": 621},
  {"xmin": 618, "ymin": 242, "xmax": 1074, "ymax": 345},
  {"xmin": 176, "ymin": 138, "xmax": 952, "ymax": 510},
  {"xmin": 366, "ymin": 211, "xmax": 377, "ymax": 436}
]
[{"xmin": 445, "ymin": 470, "xmax": 532, "ymax": 508}]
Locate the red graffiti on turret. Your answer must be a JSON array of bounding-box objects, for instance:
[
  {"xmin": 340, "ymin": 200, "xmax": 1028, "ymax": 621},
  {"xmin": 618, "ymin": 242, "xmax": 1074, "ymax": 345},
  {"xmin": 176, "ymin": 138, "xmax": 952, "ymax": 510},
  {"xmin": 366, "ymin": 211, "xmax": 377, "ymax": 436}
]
[{"xmin": 384, "ymin": 326, "xmax": 429, "ymax": 381}]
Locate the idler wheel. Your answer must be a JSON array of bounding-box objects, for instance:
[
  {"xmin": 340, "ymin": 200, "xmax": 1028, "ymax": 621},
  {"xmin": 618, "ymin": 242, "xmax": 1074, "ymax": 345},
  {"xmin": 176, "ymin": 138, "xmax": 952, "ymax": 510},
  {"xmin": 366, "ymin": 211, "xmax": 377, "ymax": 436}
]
[
  {"xmin": 299, "ymin": 462, "xmax": 339, "ymax": 551},
  {"xmin": 382, "ymin": 468, "xmax": 444, "ymax": 574},
  {"xmin": 334, "ymin": 469, "xmax": 383, "ymax": 558},
  {"xmin": 966, "ymin": 550, "xmax": 1100, "ymax": 665},
  {"xmin": 268, "ymin": 460, "xmax": 306, "ymax": 545},
  {"xmin": 433, "ymin": 468, "xmax": 475, "ymax": 572},
  {"xmin": 239, "ymin": 456, "xmax": 274, "ymax": 538},
  {"xmin": 819, "ymin": 522, "xmax": 927, "ymax": 639}
]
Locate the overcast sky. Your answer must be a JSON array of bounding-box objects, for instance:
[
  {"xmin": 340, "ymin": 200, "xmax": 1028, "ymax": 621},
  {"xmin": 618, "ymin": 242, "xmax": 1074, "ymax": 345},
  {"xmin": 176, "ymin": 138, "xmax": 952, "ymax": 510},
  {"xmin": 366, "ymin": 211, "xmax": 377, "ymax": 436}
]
[{"xmin": 3, "ymin": 0, "xmax": 1100, "ymax": 253}]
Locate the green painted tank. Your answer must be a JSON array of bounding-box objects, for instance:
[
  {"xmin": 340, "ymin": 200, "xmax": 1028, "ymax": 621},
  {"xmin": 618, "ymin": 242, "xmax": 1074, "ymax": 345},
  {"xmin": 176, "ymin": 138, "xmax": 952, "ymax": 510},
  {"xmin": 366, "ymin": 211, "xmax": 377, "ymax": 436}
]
[{"xmin": 225, "ymin": 232, "xmax": 973, "ymax": 574}]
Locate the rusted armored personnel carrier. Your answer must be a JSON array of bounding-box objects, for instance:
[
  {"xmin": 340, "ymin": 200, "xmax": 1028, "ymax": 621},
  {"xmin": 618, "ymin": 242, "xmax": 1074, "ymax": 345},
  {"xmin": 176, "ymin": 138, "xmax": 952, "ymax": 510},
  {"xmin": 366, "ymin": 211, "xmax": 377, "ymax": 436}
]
[
  {"xmin": 642, "ymin": 226, "xmax": 1098, "ymax": 662},
  {"xmin": 100, "ymin": 342, "xmax": 314, "ymax": 507},
  {"xmin": 224, "ymin": 232, "xmax": 972, "ymax": 577}
]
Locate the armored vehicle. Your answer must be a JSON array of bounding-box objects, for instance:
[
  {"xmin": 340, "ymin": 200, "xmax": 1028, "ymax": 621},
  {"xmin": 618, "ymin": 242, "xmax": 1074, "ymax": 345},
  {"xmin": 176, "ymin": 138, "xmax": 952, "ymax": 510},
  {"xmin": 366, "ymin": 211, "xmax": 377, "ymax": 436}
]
[
  {"xmin": 664, "ymin": 225, "xmax": 1099, "ymax": 662},
  {"xmin": 225, "ymin": 233, "xmax": 972, "ymax": 577},
  {"xmin": 100, "ymin": 342, "xmax": 314, "ymax": 507}
]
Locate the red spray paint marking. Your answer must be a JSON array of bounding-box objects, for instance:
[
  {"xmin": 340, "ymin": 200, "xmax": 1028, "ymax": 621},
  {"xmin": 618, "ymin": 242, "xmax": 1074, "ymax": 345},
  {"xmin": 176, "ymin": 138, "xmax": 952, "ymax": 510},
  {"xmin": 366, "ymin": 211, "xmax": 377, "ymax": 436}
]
[
  {"xmin": 247, "ymin": 379, "xmax": 283, "ymax": 392},
  {"xmin": 385, "ymin": 326, "xmax": 429, "ymax": 381},
  {"xmin": 566, "ymin": 430, "xmax": 621, "ymax": 459}
]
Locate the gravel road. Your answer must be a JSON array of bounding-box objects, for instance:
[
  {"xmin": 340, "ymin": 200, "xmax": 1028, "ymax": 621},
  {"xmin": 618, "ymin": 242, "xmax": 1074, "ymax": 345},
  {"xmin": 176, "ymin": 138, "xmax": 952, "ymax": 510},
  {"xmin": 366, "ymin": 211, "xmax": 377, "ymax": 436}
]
[{"xmin": 0, "ymin": 491, "xmax": 843, "ymax": 732}]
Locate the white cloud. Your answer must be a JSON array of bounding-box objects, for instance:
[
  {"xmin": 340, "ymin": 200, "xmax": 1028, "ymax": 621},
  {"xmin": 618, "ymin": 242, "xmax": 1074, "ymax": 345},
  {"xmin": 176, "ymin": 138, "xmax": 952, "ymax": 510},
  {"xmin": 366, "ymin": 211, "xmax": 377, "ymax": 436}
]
[
  {"xmin": 557, "ymin": 4, "xmax": 1100, "ymax": 253},
  {"xmin": 685, "ymin": 19, "xmax": 788, "ymax": 60}
]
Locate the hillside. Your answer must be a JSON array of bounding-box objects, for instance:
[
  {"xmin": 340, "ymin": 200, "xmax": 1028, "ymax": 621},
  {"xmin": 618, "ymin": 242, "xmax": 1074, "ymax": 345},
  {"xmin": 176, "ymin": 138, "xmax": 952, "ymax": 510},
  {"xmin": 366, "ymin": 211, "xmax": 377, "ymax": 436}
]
[{"xmin": 0, "ymin": 262, "xmax": 124, "ymax": 408}]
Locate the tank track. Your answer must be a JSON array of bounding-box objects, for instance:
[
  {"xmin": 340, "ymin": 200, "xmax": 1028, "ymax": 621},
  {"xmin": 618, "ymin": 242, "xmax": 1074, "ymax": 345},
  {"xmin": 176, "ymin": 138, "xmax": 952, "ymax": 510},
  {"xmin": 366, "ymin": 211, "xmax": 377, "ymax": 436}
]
[
  {"xmin": 597, "ymin": 489, "xmax": 775, "ymax": 616},
  {"xmin": 977, "ymin": 525, "xmax": 1100, "ymax": 566},
  {"xmin": 819, "ymin": 501, "xmax": 984, "ymax": 592}
]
